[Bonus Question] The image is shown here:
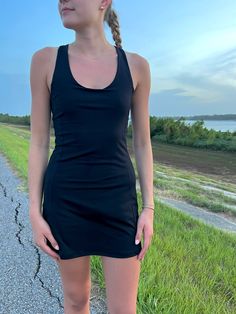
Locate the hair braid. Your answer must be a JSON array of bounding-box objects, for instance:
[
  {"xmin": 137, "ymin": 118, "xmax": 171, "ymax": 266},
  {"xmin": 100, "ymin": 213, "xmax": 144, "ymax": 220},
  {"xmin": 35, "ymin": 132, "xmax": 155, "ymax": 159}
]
[{"xmin": 104, "ymin": 5, "xmax": 122, "ymax": 48}]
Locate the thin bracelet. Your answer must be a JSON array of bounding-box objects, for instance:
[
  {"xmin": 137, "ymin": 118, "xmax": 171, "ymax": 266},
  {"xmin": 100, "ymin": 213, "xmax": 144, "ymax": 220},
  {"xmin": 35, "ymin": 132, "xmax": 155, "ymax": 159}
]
[
  {"xmin": 142, "ymin": 203, "xmax": 155, "ymax": 209},
  {"xmin": 142, "ymin": 205, "xmax": 155, "ymax": 211}
]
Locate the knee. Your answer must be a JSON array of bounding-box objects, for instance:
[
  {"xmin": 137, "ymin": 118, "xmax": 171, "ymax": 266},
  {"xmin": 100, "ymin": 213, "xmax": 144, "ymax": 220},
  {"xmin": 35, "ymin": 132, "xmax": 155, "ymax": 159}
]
[
  {"xmin": 109, "ymin": 305, "xmax": 136, "ymax": 314},
  {"xmin": 64, "ymin": 286, "xmax": 90, "ymax": 311}
]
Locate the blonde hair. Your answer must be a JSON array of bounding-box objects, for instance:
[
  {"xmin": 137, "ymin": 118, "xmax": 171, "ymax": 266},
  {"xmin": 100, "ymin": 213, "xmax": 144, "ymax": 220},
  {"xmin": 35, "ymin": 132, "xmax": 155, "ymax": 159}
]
[{"xmin": 104, "ymin": 4, "xmax": 122, "ymax": 48}]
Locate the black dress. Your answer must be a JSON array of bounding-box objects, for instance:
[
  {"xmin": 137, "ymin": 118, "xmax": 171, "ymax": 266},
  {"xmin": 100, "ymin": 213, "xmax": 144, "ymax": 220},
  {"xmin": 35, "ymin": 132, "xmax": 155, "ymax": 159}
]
[{"xmin": 42, "ymin": 43, "xmax": 142, "ymax": 259}]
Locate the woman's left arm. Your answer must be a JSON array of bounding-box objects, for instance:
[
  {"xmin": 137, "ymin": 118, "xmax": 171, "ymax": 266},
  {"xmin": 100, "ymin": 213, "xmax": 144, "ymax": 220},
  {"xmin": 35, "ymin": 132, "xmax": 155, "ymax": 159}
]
[{"xmin": 130, "ymin": 53, "xmax": 154, "ymax": 261}]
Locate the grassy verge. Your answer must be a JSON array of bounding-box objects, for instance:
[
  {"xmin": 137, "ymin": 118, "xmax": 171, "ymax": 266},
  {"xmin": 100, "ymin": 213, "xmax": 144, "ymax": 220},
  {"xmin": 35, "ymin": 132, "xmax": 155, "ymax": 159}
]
[
  {"xmin": 1, "ymin": 123, "xmax": 236, "ymax": 313},
  {"xmin": 128, "ymin": 137, "xmax": 236, "ymax": 218}
]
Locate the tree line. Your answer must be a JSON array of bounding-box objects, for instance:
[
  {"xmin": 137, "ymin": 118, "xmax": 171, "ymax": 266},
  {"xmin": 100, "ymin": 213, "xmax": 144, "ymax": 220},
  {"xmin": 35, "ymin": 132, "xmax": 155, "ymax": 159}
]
[
  {"xmin": 1, "ymin": 113, "xmax": 235, "ymax": 152},
  {"xmin": 128, "ymin": 116, "xmax": 236, "ymax": 152}
]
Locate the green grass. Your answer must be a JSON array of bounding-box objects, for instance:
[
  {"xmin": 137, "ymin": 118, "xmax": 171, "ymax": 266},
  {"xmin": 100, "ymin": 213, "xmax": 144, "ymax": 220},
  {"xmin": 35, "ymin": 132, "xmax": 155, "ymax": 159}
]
[
  {"xmin": 91, "ymin": 197, "xmax": 236, "ymax": 313},
  {"xmin": 1, "ymin": 123, "xmax": 236, "ymax": 313},
  {"xmin": 0, "ymin": 124, "xmax": 55, "ymax": 193},
  {"xmin": 0, "ymin": 124, "xmax": 30, "ymax": 191}
]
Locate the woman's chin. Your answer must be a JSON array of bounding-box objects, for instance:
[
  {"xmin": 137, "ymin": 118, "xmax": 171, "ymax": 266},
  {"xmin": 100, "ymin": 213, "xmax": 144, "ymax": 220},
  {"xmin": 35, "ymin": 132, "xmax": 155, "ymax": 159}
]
[{"xmin": 61, "ymin": 20, "xmax": 79, "ymax": 30}]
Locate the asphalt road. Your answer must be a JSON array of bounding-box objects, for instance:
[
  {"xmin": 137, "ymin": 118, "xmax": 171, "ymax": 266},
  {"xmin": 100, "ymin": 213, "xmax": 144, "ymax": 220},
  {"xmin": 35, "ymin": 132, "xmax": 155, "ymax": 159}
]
[{"xmin": 0, "ymin": 153, "xmax": 107, "ymax": 314}]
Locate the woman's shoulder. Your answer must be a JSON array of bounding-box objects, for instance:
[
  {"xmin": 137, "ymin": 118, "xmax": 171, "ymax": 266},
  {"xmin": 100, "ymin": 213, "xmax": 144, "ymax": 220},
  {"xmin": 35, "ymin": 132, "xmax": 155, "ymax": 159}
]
[
  {"xmin": 31, "ymin": 45, "xmax": 60, "ymax": 62},
  {"xmin": 30, "ymin": 46, "xmax": 62, "ymax": 93},
  {"xmin": 30, "ymin": 46, "xmax": 61, "ymax": 75},
  {"xmin": 122, "ymin": 47, "xmax": 150, "ymax": 69},
  {"xmin": 122, "ymin": 48, "xmax": 150, "ymax": 84}
]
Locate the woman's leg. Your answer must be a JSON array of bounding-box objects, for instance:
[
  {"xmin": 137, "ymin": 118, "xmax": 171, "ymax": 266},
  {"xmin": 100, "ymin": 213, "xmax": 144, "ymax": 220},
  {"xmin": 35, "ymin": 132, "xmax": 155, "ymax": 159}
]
[
  {"xmin": 101, "ymin": 255, "xmax": 141, "ymax": 314},
  {"xmin": 56, "ymin": 256, "xmax": 91, "ymax": 314}
]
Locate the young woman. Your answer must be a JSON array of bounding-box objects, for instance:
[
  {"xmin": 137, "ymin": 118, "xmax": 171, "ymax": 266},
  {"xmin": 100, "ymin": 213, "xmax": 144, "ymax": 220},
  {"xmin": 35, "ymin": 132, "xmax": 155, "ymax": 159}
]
[{"xmin": 28, "ymin": 0, "xmax": 154, "ymax": 312}]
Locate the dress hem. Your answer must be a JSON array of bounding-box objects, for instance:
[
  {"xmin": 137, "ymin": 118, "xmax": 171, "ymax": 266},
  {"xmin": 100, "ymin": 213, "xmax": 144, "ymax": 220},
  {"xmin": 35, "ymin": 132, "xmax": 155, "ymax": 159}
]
[{"xmin": 58, "ymin": 248, "xmax": 142, "ymax": 260}]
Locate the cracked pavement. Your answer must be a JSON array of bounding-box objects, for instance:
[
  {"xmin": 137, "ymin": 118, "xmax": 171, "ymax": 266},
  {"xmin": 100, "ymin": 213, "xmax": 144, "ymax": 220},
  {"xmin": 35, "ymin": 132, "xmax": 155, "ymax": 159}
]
[{"xmin": 0, "ymin": 153, "xmax": 108, "ymax": 314}]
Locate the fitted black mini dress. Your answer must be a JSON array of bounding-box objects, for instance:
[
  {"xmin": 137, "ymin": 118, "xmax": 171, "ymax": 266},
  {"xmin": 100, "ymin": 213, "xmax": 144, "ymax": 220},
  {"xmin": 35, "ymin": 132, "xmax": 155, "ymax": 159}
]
[{"xmin": 42, "ymin": 43, "xmax": 142, "ymax": 259}]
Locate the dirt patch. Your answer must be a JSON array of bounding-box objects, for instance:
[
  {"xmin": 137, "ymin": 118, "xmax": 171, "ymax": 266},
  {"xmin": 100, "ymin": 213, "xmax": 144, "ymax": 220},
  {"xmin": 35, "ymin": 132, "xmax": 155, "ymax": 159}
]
[{"xmin": 128, "ymin": 139, "xmax": 236, "ymax": 185}]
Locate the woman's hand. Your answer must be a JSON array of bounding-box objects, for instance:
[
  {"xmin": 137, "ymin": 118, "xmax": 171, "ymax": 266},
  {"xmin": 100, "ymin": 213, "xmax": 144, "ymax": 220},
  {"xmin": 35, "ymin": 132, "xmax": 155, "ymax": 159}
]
[
  {"xmin": 135, "ymin": 208, "xmax": 154, "ymax": 261},
  {"xmin": 29, "ymin": 212, "xmax": 60, "ymax": 261}
]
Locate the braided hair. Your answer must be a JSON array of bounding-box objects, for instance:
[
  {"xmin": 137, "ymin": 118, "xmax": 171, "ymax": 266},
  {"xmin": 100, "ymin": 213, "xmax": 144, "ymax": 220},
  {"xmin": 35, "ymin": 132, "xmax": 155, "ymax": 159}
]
[{"xmin": 104, "ymin": 4, "xmax": 122, "ymax": 48}]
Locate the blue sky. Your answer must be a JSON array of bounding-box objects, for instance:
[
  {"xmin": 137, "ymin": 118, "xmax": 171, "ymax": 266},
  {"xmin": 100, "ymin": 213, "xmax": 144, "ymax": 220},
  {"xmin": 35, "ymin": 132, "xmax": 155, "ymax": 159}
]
[{"xmin": 0, "ymin": 0, "xmax": 236, "ymax": 117}]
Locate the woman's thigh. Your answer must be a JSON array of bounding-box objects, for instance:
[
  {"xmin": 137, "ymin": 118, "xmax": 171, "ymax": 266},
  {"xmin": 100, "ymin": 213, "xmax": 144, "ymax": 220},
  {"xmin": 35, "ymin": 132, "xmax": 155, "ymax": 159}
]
[
  {"xmin": 56, "ymin": 256, "xmax": 91, "ymax": 303},
  {"xmin": 101, "ymin": 255, "xmax": 141, "ymax": 313}
]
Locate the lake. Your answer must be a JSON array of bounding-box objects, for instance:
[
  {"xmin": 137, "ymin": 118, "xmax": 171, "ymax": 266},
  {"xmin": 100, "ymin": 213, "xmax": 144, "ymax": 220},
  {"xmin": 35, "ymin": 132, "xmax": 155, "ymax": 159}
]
[{"xmin": 184, "ymin": 120, "xmax": 236, "ymax": 132}]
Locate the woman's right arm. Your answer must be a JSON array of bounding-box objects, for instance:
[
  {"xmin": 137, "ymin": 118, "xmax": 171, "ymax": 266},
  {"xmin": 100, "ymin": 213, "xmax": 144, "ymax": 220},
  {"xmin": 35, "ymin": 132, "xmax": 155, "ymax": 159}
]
[
  {"xmin": 27, "ymin": 47, "xmax": 60, "ymax": 261},
  {"xmin": 28, "ymin": 47, "xmax": 51, "ymax": 220}
]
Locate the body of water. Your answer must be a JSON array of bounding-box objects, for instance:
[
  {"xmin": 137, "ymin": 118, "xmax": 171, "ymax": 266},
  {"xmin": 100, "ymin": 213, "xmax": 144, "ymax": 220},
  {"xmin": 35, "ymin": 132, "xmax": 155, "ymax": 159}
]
[{"xmin": 185, "ymin": 120, "xmax": 236, "ymax": 132}]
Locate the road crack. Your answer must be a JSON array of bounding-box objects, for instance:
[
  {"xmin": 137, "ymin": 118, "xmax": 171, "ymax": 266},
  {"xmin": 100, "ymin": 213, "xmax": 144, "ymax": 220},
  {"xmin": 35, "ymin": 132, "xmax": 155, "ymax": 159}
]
[{"xmin": 0, "ymin": 180, "xmax": 64, "ymax": 311}]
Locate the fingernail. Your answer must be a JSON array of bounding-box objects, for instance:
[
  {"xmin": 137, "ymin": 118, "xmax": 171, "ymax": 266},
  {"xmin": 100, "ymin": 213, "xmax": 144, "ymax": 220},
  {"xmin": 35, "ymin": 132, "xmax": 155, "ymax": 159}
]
[
  {"xmin": 54, "ymin": 245, "xmax": 59, "ymax": 250},
  {"xmin": 135, "ymin": 239, "xmax": 139, "ymax": 245}
]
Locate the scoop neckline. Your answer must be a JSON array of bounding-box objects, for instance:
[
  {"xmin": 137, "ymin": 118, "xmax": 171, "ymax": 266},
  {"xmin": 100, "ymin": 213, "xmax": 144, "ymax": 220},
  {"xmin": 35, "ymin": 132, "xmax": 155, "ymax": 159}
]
[{"xmin": 66, "ymin": 43, "xmax": 120, "ymax": 91}]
